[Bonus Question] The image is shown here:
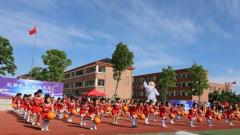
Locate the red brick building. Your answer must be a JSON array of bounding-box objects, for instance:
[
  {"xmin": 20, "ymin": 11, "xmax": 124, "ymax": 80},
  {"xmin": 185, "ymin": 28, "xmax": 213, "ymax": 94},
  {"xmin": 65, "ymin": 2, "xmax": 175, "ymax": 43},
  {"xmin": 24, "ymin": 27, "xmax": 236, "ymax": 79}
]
[
  {"xmin": 132, "ymin": 68, "xmax": 232, "ymax": 102},
  {"xmin": 63, "ymin": 58, "xmax": 134, "ymax": 99}
]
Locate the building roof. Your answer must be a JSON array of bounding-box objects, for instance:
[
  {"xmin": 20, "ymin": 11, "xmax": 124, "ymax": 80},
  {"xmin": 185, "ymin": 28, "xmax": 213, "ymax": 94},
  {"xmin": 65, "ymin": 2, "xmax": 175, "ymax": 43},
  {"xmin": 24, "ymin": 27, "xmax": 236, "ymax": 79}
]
[
  {"xmin": 64, "ymin": 58, "xmax": 134, "ymax": 73},
  {"xmin": 133, "ymin": 68, "xmax": 190, "ymax": 77},
  {"xmin": 65, "ymin": 58, "xmax": 113, "ymax": 73}
]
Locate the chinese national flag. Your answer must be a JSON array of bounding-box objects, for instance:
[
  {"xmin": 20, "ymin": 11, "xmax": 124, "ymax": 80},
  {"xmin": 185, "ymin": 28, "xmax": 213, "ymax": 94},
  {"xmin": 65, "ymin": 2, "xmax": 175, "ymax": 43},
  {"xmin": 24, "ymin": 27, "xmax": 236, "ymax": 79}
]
[{"xmin": 28, "ymin": 26, "xmax": 37, "ymax": 35}]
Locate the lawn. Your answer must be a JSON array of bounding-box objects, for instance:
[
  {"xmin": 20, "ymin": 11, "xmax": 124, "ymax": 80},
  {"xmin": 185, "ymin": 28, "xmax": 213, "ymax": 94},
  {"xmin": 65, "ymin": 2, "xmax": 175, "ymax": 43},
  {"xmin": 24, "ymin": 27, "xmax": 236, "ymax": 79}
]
[
  {"xmin": 121, "ymin": 128, "xmax": 240, "ymax": 135},
  {"xmin": 192, "ymin": 128, "xmax": 240, "ymax": 135}
]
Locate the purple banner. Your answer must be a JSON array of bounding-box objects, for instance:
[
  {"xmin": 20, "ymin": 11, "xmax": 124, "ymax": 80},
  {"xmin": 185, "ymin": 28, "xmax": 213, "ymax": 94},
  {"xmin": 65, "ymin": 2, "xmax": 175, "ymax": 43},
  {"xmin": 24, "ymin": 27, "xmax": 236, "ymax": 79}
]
[{"xmin": 0, "ymin": 77, "xmax": 63, "ymax": 98}]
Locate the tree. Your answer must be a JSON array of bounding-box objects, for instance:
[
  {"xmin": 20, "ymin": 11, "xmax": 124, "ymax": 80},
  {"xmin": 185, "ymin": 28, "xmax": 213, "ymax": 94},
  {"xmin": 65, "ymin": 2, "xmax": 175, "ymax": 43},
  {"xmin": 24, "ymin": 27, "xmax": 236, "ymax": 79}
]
[
  {"xmin": 208, "ymin": 90, "xmax": 221, "ymax": 102},
  {"xmin": 188, "ymin": 63, "xmax": 209, "ymax": 105},
  {"xmin": 0, "ymin": 36, "xmax": 17, "ymax": 76},
  {"xmin": 112, "ymin": 42, "xmax": 134, "ymax": 98},
  {"xmin": 29, "ymin": 67, "xmax": 50, "ymax": 81},
  {"xmin": 41, "ymin": 49, "xmax": 71, "ymax": 82},
  {"xmin": 209, "ymin": 90, "xmax": 240, "ymax": 103},
  {"xmin": 159, "ymin": 66, "xmax": 177, "ymax": 103}
]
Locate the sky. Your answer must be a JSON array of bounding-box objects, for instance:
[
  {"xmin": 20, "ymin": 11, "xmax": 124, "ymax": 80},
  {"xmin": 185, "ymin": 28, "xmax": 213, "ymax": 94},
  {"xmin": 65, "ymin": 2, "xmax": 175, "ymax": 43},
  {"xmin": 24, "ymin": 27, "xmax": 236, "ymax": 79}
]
[{"xmin": 0, "ymin": 0, "xmax": 240, "ymax": 92}]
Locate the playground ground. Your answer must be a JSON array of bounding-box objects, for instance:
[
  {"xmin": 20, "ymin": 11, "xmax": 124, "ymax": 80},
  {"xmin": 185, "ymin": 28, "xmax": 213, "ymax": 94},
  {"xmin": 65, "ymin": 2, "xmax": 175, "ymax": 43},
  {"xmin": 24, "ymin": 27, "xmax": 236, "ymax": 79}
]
[{"xmin": 0, "ymin": 111, "xmax": 240, "ymax": 135}]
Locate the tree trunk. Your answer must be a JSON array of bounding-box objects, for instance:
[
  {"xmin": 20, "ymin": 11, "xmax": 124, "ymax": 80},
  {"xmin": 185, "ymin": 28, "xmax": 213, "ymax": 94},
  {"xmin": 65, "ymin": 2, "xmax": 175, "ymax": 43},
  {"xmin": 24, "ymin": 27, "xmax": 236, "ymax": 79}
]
[{"xmin": 113, "ymin": 77, "xmax": 120, "ymax": 100}]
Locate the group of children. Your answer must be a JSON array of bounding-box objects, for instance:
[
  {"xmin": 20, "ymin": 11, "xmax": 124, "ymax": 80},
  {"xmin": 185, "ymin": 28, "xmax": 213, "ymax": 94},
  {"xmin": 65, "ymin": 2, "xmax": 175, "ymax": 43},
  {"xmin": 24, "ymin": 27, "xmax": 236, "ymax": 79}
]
[{"xmin": 11, "ymin": 90, "xmax": 240, "ymax": 132}]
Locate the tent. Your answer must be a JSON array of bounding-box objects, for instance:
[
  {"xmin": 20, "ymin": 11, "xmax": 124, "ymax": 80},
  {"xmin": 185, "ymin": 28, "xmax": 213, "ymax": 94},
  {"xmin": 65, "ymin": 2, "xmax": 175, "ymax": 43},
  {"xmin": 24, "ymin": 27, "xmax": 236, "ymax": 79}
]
[{"xmin": 81, "ymin": 89, "xmax": 107, "ymax": 97}]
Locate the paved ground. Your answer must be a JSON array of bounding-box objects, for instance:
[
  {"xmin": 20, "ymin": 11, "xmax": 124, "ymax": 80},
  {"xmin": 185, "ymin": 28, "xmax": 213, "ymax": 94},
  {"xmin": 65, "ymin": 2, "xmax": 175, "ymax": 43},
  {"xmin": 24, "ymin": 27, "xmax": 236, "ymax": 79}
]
[
  {"xmin": 1, "ymin": 111, "xmax": 240, "ymax": 135},
  {"xmin": 0, "ymin": 99, "xmax": 11, "ymax": 111}
]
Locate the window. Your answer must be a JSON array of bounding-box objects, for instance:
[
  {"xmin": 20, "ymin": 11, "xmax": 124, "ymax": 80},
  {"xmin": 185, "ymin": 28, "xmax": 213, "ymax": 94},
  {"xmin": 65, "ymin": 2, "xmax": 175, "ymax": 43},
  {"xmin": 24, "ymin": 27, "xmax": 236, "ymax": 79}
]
[
  {"xmin": 182, "ymin": 92, "xmax": 186, "ymax": 96},
  {"xmin": 182, "ymin": 83, "xmax": 186, "ymax": 87},
  {"xmin": 75, "ymin": 82, "xmax": 83, "ymax": 87},
  {"xmin": 176, "ymin": 91, "xmax": 180, "ymax": 96},
  {"xmin": 171, "ymin": 91, "xmax": 175, "ymax": 96},
  {"xmin": 85, "ymin": 67, "xmax": 96, "ymax": 74},
  {"xmin": 76, "ymin": 70, "xmax": 84, "ymax": 76},
  {"xmin": 126, "ymin": 77, "xmax": 130, "ymax": 86},
  {"xmin": 69, "ymin": 83, "xmax": 74, "ymax": 88},
  {"xmin": 98, "ymin": 79, "xmax": 105, "ymax": 86},
  {"xmin": 71, "ymin": 72, "xmax": 75, "ymax": 77},
  {"xmin": 64, "ymin": 83, "xmax": 69, "ymax": 88},
  {"xmin": 64, "ymin": 74, "xmax": 70, "ymax": 79},
  {"xmin": 98, "ymin": 66, "xmax": 106, "ymax": 72},
  {"xmin": 85, "ymin": 80, "xmax": 95, "ymax": 87}
]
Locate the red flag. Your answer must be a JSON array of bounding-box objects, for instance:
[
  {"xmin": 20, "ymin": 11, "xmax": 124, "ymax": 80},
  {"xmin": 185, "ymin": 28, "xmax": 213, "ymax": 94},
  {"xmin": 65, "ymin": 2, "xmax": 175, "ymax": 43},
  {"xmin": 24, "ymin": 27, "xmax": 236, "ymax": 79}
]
[{"xmin": 29, "ymin": 26, "xmax": 37, "ymax": 35}]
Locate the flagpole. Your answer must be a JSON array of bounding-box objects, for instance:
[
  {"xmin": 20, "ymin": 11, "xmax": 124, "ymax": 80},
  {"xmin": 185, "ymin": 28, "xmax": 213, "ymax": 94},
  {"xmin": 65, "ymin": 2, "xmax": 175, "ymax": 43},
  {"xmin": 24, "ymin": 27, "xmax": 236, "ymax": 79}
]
[{"xmin": 30, "ymin": 25, "xmax": 37, "ymax": 79}]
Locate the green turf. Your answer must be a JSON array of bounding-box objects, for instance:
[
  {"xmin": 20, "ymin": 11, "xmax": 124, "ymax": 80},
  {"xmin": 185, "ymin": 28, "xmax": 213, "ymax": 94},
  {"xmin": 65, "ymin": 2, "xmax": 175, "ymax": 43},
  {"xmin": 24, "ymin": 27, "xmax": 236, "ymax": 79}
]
[
  {"xmin": 119, "ymin": 128, "xmax": 240, "ymax": 135},
  {"xmin": 192, "ymin": 128, "xmax": 240, "ymax": 135}
]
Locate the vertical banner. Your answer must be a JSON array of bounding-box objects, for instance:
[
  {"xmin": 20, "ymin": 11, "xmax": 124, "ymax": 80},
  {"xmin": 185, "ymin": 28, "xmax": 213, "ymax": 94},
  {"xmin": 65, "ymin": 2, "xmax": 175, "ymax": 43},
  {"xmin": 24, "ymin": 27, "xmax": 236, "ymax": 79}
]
[{"xmin": 0, "ymin": 77, "xmax": 63, "ymax": 98}]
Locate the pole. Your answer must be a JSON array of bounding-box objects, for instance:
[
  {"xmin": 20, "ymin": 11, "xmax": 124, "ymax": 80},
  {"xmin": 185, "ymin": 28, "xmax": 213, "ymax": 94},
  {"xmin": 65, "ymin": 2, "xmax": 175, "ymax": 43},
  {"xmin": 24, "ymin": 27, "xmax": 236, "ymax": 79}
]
[{"xmin": 30, "ymin": 25, "xmax": 37, "ymax": 79}]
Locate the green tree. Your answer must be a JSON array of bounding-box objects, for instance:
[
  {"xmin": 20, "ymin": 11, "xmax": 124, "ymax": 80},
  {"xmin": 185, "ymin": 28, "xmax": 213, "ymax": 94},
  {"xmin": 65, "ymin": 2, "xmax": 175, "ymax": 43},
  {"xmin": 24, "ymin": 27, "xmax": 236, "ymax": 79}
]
[
  {"xmin": 112, "ymin": 42, "xmax": 134, "ymax": 98},
  {"xmin": 159, "ymin": 66, "xmax": 177, "ymax": 103},
  {"xmin": 41, "ymin": 49, "xmax": 71, "ymax": 82},
  {"xmin": 0, "ymin": 36, "xmax": 17, "ymax": 76},
  {"xmin": 208, "ymin": 90, "xmax": 221, "ymax": 102},
  {"xmin": 29, "ymin": 67, "xmax": 50, "ymax": 81},
  {"xmin": 188, "ymin": 63, "xmax": 209, "ymax": 104}
]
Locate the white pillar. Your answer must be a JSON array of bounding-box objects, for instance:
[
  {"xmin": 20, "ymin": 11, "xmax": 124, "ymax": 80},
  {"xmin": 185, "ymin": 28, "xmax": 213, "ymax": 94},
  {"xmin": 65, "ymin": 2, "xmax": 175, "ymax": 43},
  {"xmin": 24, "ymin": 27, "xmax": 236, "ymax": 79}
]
[
  {"xmin": 95, "ymin": 79, "xmax": 98, "ymax": 87},
  {"xmin": 96, "ymin": 65, "xmax": 99, "ymax": 73}
]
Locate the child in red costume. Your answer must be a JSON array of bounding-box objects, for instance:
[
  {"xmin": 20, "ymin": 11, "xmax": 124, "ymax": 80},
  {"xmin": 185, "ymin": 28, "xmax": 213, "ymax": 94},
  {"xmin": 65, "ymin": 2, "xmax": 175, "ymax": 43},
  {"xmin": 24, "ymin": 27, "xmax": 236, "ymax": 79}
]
[
  {"xmin": 79, "ymin": 99, "xmax": 88, "ymax": 126},
  {"xmin": 88, "ymin": 98, "xmax": 99, "ymax": 130},
  {"xmin": 129, "ymin": 101, "xmax": 138, "ymax": 128},
  {"xmin": 41, "ymin": 94, "xmax": 53, "ymax": 132},
  {"xmin": 205, "ymin": 106, "xmax": 214, "ymax": 126},
  {"xmin": 54, "ymin": 98, "xmax": 64, "ymax": 119},
  {"xmin": 227, "ymin": 105, "xmax": 235, "ymax": 126},
  {"xmin": 32, "ymin": 90, "xmax": 44, "ymax": 126},
  {"xmin": 143, "ymin": 101, "xmax": 152, "ymax": 125},
  {"xmin": 66, "ymin": 96, "xmax": 76, "ymax": 123},
  {"xmin": 112, "ymin": 98, "xmax": 122, "ymax": 125},
  {"xmin": 159, "ymin": 102, "xmax": 168, "ymax": 128},
  {"xmin": 188, "ymin": 103, "xmax": 198, "ymax": 128},
  {"xmin": 13, "ymin": 93, "xmax": 22, "ymax": 115}
]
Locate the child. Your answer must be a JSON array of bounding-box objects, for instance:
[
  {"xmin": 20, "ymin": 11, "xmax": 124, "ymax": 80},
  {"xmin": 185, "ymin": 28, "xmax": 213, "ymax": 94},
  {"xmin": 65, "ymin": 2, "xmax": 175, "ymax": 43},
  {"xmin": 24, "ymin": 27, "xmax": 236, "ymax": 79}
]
[
  {"xmin": 88, "ymin": 98, "xmax": 99, "ymax": 130},
  {"xmin": 66, "ymin": 96, "xmax": 76, "ymax": 123},
  {"xmin": 188, "ymin": 103, "xmax": 198, "ymax": 128},
  {"xmin": 54, "ymin": 98, "xmax": 64, "ymax": 119},
  {"xmin": 152, "ymin": 102, "xmax": 160, "ymax": 121},
  {"xmin": 170, "ymin": 103, "xmax": 177, "ymax": 124},
  {"xmin": 23, "ymin": 94, "xmax": 29, "ymax": 120},
  {"xmin": 13, "ymin": 93, "xmax": 22, "ymax": 115},
  {"xmin": 41, "ymin": 94, "xmax": 53, "ymax": 132},
  {"xmin": 228, "ymin": 105, "xmax": 235, "ymax": 126},
  {"xmin": 159, "ymin": 102, "xmax": 168, "ymax": 128},
  {"xmin": 129, "ymin": 101, "xmax": 138, "ymax": 128},
  {"xmin": 99, "ymin": 98, "xmax": 106, "ymax": 117},
  {"xmin": 205, "ymin": 106, "xmax": 214, "ymax": 126},
  {"xmin": 112, "ymin": 98, "xmax": 122, "ymax": 125},
  {"xmin": 32, "ymin": 90, "xmax": 43, "ymax": 126},
  {"xmin": 25, "ymin": 94, "xmax": 32, "ymax": 122},
  {"xmin": 79, "ymin": 99, "xmax": 88, "ymax": 126},
  {"xmin": 143, "ymin": 101, "xmax": 152, "ymax": 125}
]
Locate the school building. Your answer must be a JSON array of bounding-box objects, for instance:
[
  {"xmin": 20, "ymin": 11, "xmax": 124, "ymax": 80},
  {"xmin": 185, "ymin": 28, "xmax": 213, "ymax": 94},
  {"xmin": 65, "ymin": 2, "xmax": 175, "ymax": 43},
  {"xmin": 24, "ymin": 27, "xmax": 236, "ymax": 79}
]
[
  {"xmin": 132, "ymin": 68, "xmax": 233, "ymax": 102},
  {"xmin": 62, "ymin": 58, "xmax": 134, "ymax": 99}
]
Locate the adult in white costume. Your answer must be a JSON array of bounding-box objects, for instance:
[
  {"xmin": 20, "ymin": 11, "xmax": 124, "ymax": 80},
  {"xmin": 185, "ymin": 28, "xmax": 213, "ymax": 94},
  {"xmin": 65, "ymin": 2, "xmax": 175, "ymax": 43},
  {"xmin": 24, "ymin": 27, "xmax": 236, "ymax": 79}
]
[{"xmin": 143, "ymin": 81, "xmax": 159, "ymax": 103}]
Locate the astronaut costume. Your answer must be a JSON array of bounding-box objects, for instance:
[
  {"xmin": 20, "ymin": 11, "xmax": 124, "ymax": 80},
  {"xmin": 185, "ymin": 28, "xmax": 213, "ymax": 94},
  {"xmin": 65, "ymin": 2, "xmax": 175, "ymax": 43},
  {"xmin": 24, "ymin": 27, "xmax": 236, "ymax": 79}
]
[{"xmin": 144, "ymin": 81, "xmax": 159, "ymax": 103}]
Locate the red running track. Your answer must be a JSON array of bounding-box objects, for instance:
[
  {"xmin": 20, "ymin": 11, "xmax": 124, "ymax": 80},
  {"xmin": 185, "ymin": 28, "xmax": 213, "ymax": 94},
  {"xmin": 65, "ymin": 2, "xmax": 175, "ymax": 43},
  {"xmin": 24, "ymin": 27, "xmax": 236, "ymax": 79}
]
[{"xmin": 1, "ymin": 111, "xmax": 240, "ymax": 135}]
